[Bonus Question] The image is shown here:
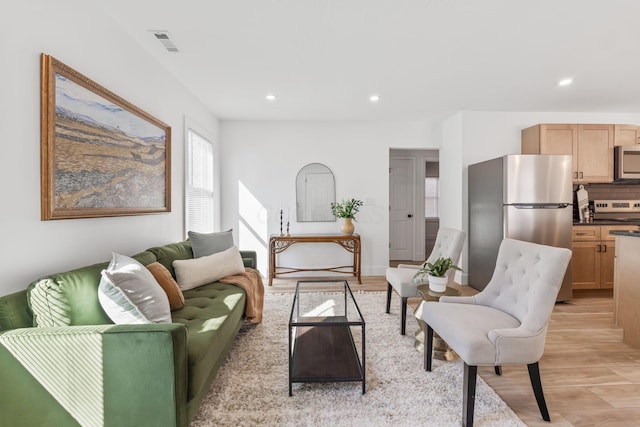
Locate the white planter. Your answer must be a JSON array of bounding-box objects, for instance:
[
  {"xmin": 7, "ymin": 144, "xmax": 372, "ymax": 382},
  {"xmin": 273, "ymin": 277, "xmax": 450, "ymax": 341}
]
[
  {"xmin": 413, "ymin": 275, "xmax": 429, "ymax": 285},
  {"xmin": 428, "ymin": 275, "xmax": 448, "ymax": 293}
]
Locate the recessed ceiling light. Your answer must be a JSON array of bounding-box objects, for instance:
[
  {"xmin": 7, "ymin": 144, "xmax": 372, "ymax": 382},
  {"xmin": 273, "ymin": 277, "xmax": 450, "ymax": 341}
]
[
  {"xmin": 557, "ymin": 78, "xmax": 573, "ymax": 87},
  {"xmin": 369, "ymin": 94, "xmax": 380, "ymax": 103},
  {"xmin": 265, "ymin": 93, "xmax": 277, "ymax": 102}
]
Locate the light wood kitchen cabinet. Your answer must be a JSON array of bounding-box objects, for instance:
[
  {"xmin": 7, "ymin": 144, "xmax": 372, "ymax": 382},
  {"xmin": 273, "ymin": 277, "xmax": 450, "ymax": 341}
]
[
  {"xmin": 614, "ymin": 234, "xmax": 640, "ymax": 347},
  {"xmin": 521, "ymin": 124, "xmax": 577, "ymax": 155},
  {"xmin": 572, "ymin": 225, "xmax": 639, "ymax": 290},
  {"xmin": 572, "ymin": 226, "xmax": 600, "ymax": 289},
  {"xmin": 578, "ymin": 125, "xmax": 614, "ymax": 183},
  {"xmin": 599, "ymin": 226, "xmax": 619, "ymax": 289},
  {"xmin": 614, "ymin": 124, "xmax": 640, "ymax": 146},
  {"xmin": 522, "ymin": 124, "xmax": 614, "ymax": 183}
]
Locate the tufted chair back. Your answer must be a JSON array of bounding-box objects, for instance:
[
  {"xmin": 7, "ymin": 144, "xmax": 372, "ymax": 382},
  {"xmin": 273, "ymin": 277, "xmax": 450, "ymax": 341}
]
[
  {"xmin": 420, "ymin": 238, "xmax": 572, "ymax": 426},
  {"xmin": 474, "ymin": 238, "xmax": 571, "ymax": 334},
  {"xmin": 424, "ymin": 228, "xmax": 466, "ymax": 283}
]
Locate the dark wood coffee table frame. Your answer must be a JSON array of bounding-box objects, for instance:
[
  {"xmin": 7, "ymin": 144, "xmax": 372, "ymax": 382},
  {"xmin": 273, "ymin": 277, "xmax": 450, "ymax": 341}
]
[{"xmin": 288, "ymin": 280, "xmax": 366, "ymax": 395}]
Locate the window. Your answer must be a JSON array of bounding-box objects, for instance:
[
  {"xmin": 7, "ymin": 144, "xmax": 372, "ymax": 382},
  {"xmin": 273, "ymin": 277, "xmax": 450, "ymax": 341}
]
[
  {"xmin": 186, "ymin": 128, "xmax": 215, "ymax": 233},
  {"xmin": 425, "ymin": 177, "xmax": 439, "ymax": 218},
  {"xmin": 425, "ymin": 161, "xmax": 439, "ymax": 218}
]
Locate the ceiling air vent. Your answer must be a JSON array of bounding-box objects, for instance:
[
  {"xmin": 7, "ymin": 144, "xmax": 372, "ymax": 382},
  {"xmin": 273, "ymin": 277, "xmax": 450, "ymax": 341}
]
[{"xmin": 150, "ymin": 30, "xmax": 179, "ymax": 53}]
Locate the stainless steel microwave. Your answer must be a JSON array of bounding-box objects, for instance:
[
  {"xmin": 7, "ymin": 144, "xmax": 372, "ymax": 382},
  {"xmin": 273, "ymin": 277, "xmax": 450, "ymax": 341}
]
[{"xmin": 615, "ymin": 145, "xmax": 640, "ymax": 180}]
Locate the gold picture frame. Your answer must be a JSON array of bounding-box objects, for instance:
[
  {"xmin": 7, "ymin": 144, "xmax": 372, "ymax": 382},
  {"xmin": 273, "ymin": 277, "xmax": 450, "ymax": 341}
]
[{"xmin": 40, "ymin": 53, "xmax": 171, "ymax": 220}]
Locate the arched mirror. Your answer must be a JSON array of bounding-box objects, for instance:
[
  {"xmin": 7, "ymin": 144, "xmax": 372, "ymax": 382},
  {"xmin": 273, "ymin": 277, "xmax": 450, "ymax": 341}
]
[{"xmin": 296, "ymin": 163, "xmax": 336, "ymax": 222}]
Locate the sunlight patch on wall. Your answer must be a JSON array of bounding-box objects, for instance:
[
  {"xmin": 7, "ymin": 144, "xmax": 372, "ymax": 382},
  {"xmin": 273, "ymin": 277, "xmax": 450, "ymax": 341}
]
[{"xmin": 238, "ymin": 181, "xmax": 268, "ymax": 272}]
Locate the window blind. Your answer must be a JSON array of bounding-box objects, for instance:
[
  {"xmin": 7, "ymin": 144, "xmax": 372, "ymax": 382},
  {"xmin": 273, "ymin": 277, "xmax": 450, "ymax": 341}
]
[
  {"xmin": 425, "ymin": 177, "xmax": 439, "ymax": 218},
  {"xmin": 186, "ymin": 129, "xmax": 214, "ymax": 233}
]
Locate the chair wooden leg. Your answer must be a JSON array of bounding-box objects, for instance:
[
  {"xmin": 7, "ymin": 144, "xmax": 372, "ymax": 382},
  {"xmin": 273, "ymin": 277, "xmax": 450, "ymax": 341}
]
[
  {"xmin": 400, "ymin": 297, "xmax": 408, "ymax": 335},
  {"xmin": 463, "ymin": 363, "xmax": 477, "ymax": 427},
  {"xmin": 527, "ymin": 362, "xmax": 550, "ymax": 422},
  {"xmin": 385, "ymin": 282, "xmax": 392, "ymax": 314},
  {"xmin": 424, "ymin": 325, "xmax": 434, "ymax": 371},
  {"xmin": 494, "ymin": 366, "xmax": 502, "ymax": 376}
]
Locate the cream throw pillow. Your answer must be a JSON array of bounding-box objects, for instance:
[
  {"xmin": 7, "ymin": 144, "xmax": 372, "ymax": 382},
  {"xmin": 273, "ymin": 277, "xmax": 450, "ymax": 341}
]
[{"xmin": 173, "ymin": 246, "xmax": 245, "ymax": 290}]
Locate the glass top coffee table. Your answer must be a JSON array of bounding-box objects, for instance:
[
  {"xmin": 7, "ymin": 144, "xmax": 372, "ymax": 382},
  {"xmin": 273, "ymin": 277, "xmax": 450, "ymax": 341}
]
[{"xmin": 288, "ymin": 280, "xmax": 366, "ymax": 395}]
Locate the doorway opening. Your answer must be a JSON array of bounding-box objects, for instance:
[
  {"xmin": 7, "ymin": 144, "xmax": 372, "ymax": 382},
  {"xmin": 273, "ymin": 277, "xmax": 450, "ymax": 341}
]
[
  {"xmin": 389, "ymin": 149, "xmax": 439, "ymax": 263},
  {"xmin": 424, "ymin": 161, "xmax": 440, "ymax": 256}
]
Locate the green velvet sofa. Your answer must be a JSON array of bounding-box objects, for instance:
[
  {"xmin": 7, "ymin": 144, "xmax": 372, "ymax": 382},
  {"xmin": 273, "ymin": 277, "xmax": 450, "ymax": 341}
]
[{"xmin": 0, "ymin": 240, "xmax": 257, "ymax": 427}]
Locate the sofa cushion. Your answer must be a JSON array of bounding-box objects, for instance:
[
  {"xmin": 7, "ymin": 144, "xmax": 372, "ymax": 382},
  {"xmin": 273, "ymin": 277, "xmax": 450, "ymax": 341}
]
[
  {"xmin": 0, "ymin": 290, "xmax": 33, "ymax": 331},
  {"xmin": 98, "ymin": 253, "xmax": 172, "ymax": 324},
  {"xmin": 148, "ymin": 241, "xmax": 194, "ymax": 279},
  {"xmin": 131, "ymin": 250, "xmax": 159, "ymax": 268},
  {"xmin": 27, "ymin": 250, "xmax": 160, "ymax": 327},
  {"xmin": 28, "ymin": 261, "xmax": 112, "ymax": 326},
  {"xmin": 171, "ymin": 282, "xmax": 246, "ymax": 400},
  {"xmin": 188, "ymin": 230, "xmax": 234, "ymax": 258},
  {"xmin": 173, "ymin": 246, "xmax": 246, "ymax": 291},
  {"xmin": 146, "ymin": 262, "xmax": 185, "ymax": 310}
]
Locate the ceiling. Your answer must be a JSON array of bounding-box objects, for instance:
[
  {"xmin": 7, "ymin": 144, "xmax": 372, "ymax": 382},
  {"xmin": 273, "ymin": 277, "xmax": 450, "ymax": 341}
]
[{"xmin": 96, "ymin": 0, "xmax": 640, "ymax": 121}]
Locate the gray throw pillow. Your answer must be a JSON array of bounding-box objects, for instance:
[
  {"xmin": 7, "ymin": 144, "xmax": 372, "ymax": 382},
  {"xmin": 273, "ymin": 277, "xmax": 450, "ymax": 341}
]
[{"xmin": 188, "ymin": 229, "xmax": 234, "ymax": 258}]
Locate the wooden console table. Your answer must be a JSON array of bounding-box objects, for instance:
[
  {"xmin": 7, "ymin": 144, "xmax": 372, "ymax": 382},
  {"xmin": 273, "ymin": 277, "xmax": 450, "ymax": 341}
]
[{"xmin": 268, "ymin": 234, "xmax": 361, "ymax": 285}]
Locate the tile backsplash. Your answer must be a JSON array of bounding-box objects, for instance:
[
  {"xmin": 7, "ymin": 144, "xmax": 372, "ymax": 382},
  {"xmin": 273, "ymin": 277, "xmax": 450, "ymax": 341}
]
[
  {"xmin": 572, "ymin": 183, "xmax": 640, "ymax": 220},
  {"xmin": 575, "ymin": 183, "xmax": 640, "ymax": 201}
]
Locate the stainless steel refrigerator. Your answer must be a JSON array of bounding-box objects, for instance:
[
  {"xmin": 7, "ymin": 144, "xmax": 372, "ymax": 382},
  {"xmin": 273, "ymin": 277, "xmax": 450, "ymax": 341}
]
[{"xmin": 468, "ymin": 154, "xmax": 573, "ymax": 301}]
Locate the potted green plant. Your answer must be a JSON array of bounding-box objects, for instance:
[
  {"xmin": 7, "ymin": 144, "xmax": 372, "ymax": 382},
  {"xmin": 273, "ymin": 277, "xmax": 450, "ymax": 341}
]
[
  {"xmin": 330, "ymin": 198, "xmax": 364, "ymax": 235},
  {"xmin": 413, "ymin": 256, "xmax": 462, "ymax": 292}
]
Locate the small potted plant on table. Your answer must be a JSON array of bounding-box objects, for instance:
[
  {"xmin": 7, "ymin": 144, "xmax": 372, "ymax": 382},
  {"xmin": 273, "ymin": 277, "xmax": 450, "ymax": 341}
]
[
  {"xmin": 413, "ymin": 257, "xmax": 462, "ymax": 293},
  {"xmin": 330, "ymin": 198, "xmax": 364, "ymax": 235}
]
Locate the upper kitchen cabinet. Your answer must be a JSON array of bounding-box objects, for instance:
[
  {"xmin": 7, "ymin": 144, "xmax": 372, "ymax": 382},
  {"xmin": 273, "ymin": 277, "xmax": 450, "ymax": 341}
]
[
  {"xmin": 522, "ymin": 124, "xmax": 614, "ymax": 183},
  {"xmin": 578, "ymin": 124, "xmax": 614, "ymax": 183},
  {"xmin": 614, "ymin": 124, "xmax": 640, "ymax": 146},
  {"xmin": 522, "ymin": 124, "xmax": 576, "ymax": 155}
]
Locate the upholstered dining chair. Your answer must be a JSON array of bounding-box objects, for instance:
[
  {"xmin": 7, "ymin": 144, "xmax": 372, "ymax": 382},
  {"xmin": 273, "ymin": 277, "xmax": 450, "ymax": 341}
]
[
  {"xmin": 385, "ymin": 227, "xmax": 465, "ymax": 334},
  {"xmin": 420, "ymin": 238, "xmax": 571, "ymax": 427}
]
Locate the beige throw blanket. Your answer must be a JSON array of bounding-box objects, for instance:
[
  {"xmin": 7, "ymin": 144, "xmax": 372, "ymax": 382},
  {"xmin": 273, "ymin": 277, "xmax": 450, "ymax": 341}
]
[{"xmin": 219, "ymin": 268, "xmax": 265, "ymax": 323}]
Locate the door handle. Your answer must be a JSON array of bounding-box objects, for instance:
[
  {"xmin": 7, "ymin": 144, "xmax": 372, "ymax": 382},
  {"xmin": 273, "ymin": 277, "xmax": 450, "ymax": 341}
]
[
  {"xmin": 579, "ymin": 172, "xmax": 584, "ymax": 179},
  {"xmin": 602, "ymin": 244, "xmax": 607, "ymax": 253},
  {"xmin": 573, "ymin": 172, "xmax": 578, "ymax": 179},
  {"xmin": 407, "ymin": 214, "xmax": 413, "ymax": 218}
]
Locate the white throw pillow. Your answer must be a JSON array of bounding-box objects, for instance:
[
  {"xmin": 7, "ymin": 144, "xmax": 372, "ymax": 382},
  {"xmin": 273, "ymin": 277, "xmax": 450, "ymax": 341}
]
[
  {"xmin": 98, "ymin": 253, "xmax": 172, "ymax": 324},
  {"xmin": 173, "ymin": 246, "xmax": 246, "ymax": 290}
]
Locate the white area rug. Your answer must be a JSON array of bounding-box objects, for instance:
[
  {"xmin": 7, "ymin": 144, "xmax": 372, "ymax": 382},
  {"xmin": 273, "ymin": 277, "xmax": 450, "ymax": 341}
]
[{"xmin": 191, "ymin": 292, "xmax": 525, "ymax": 427}]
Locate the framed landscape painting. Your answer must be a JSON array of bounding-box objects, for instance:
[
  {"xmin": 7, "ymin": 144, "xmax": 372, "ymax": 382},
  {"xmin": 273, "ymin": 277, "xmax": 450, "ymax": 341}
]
[{"xmin": 40, "ymin": 53, "xmax": 171, "ymax": 220}]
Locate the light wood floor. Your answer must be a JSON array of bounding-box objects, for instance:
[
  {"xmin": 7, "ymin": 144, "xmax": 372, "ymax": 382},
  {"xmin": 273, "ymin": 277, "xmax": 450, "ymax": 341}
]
[{"xmin": 267, "ymin": 276, "xmax": 640, "ymax": 426}]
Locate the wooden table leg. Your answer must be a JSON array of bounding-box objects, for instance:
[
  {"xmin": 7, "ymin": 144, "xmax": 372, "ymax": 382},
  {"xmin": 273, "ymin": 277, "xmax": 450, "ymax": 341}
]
[{"xmin": 268, "ymin": 237, "xmax": 275, "ymax": 286}]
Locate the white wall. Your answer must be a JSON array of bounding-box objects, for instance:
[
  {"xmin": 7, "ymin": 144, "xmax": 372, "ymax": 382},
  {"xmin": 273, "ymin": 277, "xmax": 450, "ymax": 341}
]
[
  {"xmin": 219, "ymin": 120, "xmax": 438, "ymax": 277},
  {"xmin": 443, "ymin": 111, "xmax": 640, "ymax": 283},
  {"xmin": 6, "ymin": 2, "xmax": 639, "ymax": 295},
  {"xmin": 0, "ymin": 0, "xmax": 219, "ymax": 295}
]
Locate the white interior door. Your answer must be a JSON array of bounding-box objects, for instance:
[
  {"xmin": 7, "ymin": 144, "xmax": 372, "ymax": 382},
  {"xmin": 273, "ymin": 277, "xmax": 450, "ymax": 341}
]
[{"xmin": 389, "ymin": 158, "xmax": 415, "ymax": 260}]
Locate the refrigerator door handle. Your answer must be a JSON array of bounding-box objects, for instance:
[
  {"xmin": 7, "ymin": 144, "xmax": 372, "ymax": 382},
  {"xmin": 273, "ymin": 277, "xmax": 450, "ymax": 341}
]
[{"xmin": 511, "ymin": 203, "xmax": 570, "ymax": 209}]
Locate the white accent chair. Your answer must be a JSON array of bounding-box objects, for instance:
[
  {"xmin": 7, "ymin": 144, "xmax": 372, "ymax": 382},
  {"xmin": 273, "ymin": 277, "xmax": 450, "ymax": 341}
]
[
  {"xmin": 421, "ymin": 238, "xmax": 571, "ymax": 427},
  {"xmin": 385, "ymin": 227, "xmax": 465, "ymax": 335}
]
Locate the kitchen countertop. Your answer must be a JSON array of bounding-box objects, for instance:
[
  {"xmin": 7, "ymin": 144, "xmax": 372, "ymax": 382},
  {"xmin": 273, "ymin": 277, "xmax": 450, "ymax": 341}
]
[
  {"xmin": 573, "ymin": 220, "xmax": 640, "ymax": 226},
  {"xmin": 610, "ymin": 230, "xmax": 640, "ymax": 238}
]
